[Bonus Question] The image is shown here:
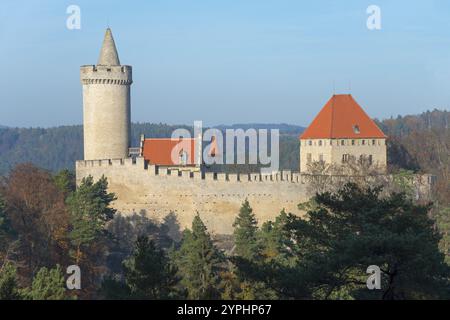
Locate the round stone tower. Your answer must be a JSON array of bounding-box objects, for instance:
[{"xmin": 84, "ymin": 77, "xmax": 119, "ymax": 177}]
[{"xmin": 80, "ymin": 28, "xmax": 132, "ymax": 160}]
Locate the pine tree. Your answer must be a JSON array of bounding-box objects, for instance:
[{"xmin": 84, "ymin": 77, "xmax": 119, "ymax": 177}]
[
  {"xmin": 67, "ymin": 175, "xmax": 116, "ymax": 263},
  {"xmin": 260, "ymin": 209, "xmax": 296, "ymax": 265},
  {"xmin": 22, "ymin": 265, "xmax": 66, "ymax": 300},
  {"xmin": 122, "ymin": 236, "xmax": 179, "ymax": 299},
  {"xmin": 0, "ymin": 262, "xmax": 21, "ymax": 300},
  {"xmin": 233, "ymin": 199, "xmax": 260, "ymax": 261},
  {"xmin": 284, "ymin": 183, "xmax": 450, "ymax": 299},
  {"xmin": 100, "ymin": 276, "xmax": 131, "ymax": 300},
  {"xmin": 230, "ymin": 200, "xmax": 281, "ymax": 299},
  {"xmin": 53, "ymin": 169, "xmax": 76, "ymax": 197},
  {"xmin": 174, "ymin": 214, "xmax": 223, "ymax": 299}
]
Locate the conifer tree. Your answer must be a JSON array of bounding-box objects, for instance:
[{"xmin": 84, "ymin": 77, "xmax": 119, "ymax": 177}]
[
  {"xmin": 53, "ymin": 169, "xmax": 76, "ymax": 197},
  {"xmin": 0, "ymin": 262, "xmax": 21, "ymax": 300},
  {"xmin": 122, "ymin": 236, "xmax": 178, "ymax": 299},
  {"xmin": 174, "ymin": 214, "xmax": 223, "ymax": 299},
  {"xmin": 260, "ymin": 209, "xmax": 296, "ymax": 265},
  {"xmin": 22, "ymin": 265, "xmax": 66, "ymax": 300},
  {"xmin": 67, "ymin": 175, "xmax": 116, "ymax": 263},
  {"xmin": 258, "ymin": 183, "xmax": 450, "ymax": 299},
  {"xmin": 231, "ymin": 201, "xmax": 281, "ymax": 299},
  {"xmin": 233, "ymin": 199, "xmax": 260, "ymax": 261},
  {"xmin": 99, "ymin": 276, "xmax": 131, "ymax": 300}
]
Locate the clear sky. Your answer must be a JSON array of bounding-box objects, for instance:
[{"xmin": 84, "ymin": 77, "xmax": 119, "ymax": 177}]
[{"xmin": 1, "ymin": 0, "xmax": 450, "ymax": 128}]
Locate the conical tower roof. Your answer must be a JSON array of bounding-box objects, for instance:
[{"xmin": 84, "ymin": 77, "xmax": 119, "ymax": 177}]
[{"xmin": 97, "ymin": 28, "xmax": 120, "ymax": 66}]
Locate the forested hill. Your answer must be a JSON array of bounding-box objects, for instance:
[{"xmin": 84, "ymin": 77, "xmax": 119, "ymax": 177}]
[
  {"xmin": 216, "ymin": 123, "xmax": 304, "ymax": 136},
  {"xmin": 0, "ymin": 123, "xmax": 305, "ymax": 175},
  {"xmin": 376, "ymin": 109, "xmax": 449, "ymax": 204}
]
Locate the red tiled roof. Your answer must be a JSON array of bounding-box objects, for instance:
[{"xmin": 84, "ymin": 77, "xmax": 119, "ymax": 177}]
[
  {"xmin": 299, "ymin": 94, "xmax": 386, "ymax": 139},
  {"xmin": 143, "ymin": 138, "xmax": 196, "ymax": 166}
]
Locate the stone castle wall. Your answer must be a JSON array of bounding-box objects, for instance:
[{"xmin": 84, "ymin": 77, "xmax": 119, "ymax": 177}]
[
  {"xmin": 76, "ymin": 157, "xmax": 311, "ymax": 235},
  {"xmin": 76, "ymin": 157, "xmax": 434, "ymax": 235}
]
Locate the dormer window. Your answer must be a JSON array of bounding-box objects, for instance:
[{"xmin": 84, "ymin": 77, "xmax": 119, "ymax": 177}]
[{"xmin": 353, "ymin": 125, "xmax": 360, "ymax": 134}]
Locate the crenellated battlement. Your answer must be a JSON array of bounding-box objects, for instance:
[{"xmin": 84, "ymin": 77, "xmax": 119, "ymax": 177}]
[
  {"xmin": 76, "ymin": 157, "xmax": 308, "ymax": 184},
  {"xmin": 75, "ymin": 157, "xmax": 435, "ymax": 188},
  {"xmin": 80, "ymin": 65, "xmax": 132, "ymax": 85}
]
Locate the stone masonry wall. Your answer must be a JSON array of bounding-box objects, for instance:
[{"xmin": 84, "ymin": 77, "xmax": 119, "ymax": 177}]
[
  {"xmin": 76, "ymin": 157, "xmax": 433, "ymax": 235},
  {"xmin": 76, "ymin": 158, "xmax": 310, "ymax": 235}
]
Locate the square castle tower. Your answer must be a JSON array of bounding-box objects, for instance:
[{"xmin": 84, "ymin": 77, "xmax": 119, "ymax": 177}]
[{"xmin": 299, "ymin": 94, "xmax": 387, "ymax": 173}]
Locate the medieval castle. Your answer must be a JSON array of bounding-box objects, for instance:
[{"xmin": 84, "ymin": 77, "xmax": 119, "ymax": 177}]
[{"xmin": 76, "ymin": 29, "xmax": 433, "ymax": 235}]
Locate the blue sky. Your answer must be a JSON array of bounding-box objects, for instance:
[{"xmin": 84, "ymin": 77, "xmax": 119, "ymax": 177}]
[{"xmin": 1, "ymin": 0, "xmax": 450, "ymax": 127}]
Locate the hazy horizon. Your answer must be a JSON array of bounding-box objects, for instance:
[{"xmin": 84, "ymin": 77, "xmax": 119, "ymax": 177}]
[{"xmin": 2, "ymin": 107, "xmax": 448, "ymax": 130}]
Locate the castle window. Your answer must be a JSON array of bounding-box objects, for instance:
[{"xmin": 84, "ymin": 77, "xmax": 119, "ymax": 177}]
[
  {"xmin": 353, "ymin": 125, "xmax": 360, "ymax": 134},
  {"xmin": 308, "ymin": 140, "xmax": 312, "ymax": 146},
  {"xmin": 368, "ymin": 155, "xmax": 373, "ymax": 165},
  {"xmin": 342, "ymin": 154, "xmax": 350, "ymax": 163},
  {"xmin": 307, "ymin": 153, "xmax": 312, "ymax": 164},
  {"xmin": 372, "ymin": 139, "xmax": 376, "ymax": 145},
  {"xmin": 341, "ymin": 140, "xmax": 345, "ymax": 146},
  {"xmin": 318, "ymin": 140, "xmax": 322, "ymax": 146},
  {"xmin": 351, "ymin": 140, "xmax": 355, "ymax": 145},
  {"xmin": 362, "ymin": 139, "xmax": 365, "ymax": 145}
]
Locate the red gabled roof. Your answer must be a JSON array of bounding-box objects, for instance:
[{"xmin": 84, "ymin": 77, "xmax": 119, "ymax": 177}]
[
  {"xmin": 299, "ymin": 94, "xmax": 386, "ymax": 139},
  {"xmin": 143, "ymin": 138, "xmax": 196, "ymax": 166}
]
